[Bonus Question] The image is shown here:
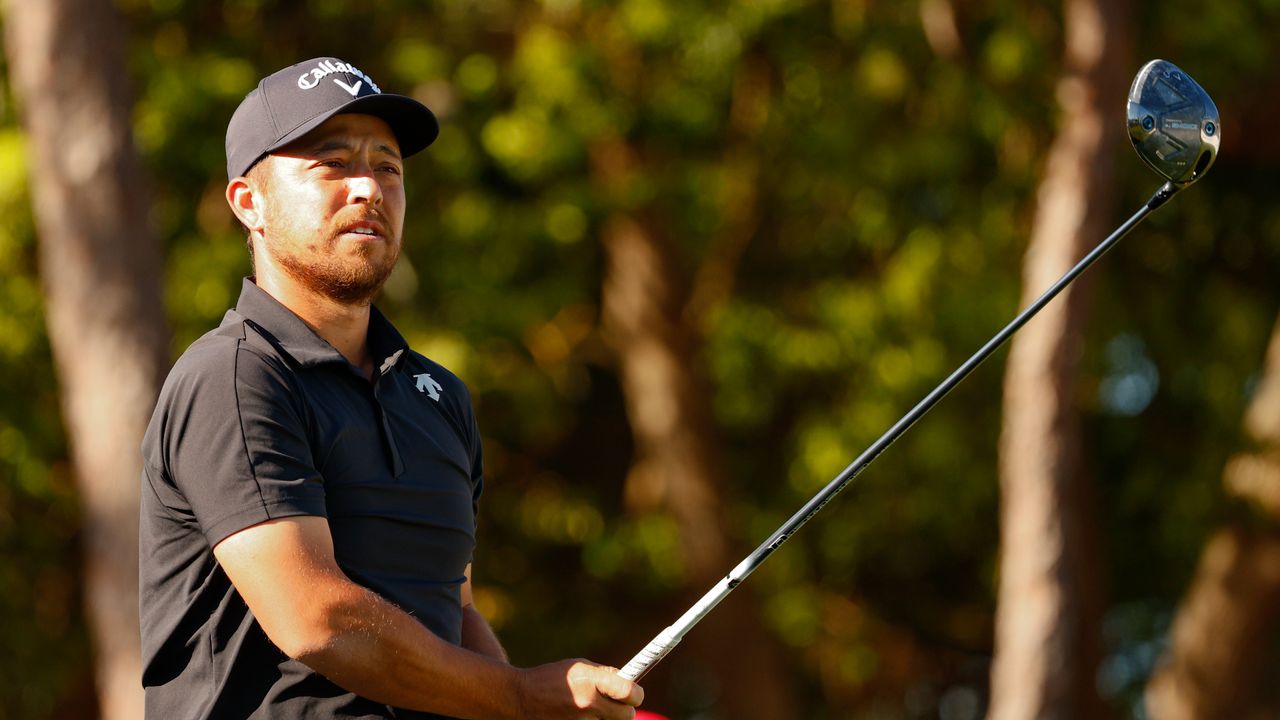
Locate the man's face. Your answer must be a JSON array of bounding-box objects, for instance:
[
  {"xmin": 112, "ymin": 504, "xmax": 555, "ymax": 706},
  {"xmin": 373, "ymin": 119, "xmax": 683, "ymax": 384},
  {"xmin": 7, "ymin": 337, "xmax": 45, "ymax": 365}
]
[{"xmin": 252, "ymin": 113, "xmax": 406, "ymax": 304}]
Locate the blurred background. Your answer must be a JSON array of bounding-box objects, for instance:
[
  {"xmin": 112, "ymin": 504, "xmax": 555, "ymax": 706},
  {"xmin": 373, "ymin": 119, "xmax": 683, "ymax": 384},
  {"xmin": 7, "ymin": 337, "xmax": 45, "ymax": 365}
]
[{"xmin": 2, "ymin": 0, "xmax": 1279, "ymax": 718}]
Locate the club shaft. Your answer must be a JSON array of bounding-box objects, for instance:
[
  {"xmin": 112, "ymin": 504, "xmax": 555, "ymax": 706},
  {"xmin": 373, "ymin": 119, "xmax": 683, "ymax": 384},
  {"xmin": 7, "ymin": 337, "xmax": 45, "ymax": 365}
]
[{"xmin": 618, "ymin": 182, "xmax": 1181, "ymax": 682}]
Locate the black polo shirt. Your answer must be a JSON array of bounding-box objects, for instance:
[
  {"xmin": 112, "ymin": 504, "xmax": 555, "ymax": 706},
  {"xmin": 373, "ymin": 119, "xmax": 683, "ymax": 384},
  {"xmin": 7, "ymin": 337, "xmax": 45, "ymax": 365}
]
[{"xmin": 140, "ymin": 279, "xmax": 483, "ymax": 719}]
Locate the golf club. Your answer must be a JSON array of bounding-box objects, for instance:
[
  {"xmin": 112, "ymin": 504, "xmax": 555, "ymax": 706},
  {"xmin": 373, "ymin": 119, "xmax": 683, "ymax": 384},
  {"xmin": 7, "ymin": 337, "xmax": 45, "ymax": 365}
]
[{"xmin": 618, "ymin": 59, "xmax": 1220, "ymax": 682}]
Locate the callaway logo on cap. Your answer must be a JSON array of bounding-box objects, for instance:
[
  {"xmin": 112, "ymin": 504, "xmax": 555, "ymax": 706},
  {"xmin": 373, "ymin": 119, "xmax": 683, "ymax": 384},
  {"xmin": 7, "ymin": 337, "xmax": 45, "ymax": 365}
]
[
  {"xmin": 296, "ymin": 58, "xmax": 383, "ymax": 94},
  {"xmin": 225, "ymin": 56, "xmax": 439, "ymax": 179}
]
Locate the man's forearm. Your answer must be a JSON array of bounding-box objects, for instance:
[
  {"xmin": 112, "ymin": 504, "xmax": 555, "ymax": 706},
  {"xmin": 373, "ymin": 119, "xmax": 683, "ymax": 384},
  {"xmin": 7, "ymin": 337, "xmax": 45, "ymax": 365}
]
[
  {"xmin": 214, "ymin": 517, "xmax": 642, "ymax": 719},
  {"xmin": 461, "ymin": 604, "xmax": 508, "ymax": 662},
  {"xmin": 297, "ymin": 583, "xmax": 517, "ymax": 720},
  {"xmin": 301, "ymin": 590, "xmax": 643, "ymax": 720}
]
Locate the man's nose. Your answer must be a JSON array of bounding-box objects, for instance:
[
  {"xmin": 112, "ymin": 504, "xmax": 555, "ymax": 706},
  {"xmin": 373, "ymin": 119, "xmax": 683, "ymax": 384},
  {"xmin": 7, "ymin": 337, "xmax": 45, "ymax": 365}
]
[{"xmin": 346, "ymin": 169, "xmax": 383, "ymax": 205}]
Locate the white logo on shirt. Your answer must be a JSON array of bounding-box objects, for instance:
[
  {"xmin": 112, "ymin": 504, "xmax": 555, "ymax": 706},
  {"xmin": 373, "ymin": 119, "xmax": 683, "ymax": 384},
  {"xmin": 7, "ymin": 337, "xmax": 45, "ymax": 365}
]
[{"xmin": 414, "ymin": 373, "xmax": 443, "ymax": 401}]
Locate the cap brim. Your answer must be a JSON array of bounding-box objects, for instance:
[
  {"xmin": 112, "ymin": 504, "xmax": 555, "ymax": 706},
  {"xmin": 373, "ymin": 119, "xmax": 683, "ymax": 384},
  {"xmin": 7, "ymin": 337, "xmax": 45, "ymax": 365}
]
[{"xmin": 256, "ymin": 93, "xmax": 439, "ymax": 170}]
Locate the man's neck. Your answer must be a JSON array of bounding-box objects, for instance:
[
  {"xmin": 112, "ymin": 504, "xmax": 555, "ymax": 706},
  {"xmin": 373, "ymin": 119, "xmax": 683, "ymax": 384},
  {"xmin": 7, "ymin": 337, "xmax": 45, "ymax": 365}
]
[{"xmin": 255, "ymin": 271, "xmax": 376, "ymax": 379}]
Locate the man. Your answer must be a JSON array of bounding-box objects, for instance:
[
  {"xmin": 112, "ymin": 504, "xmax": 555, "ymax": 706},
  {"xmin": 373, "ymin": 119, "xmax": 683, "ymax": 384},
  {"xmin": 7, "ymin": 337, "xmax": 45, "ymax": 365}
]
[{"xmin": 139, "ymin": 57, "xmax": 644, "ymax": 720}]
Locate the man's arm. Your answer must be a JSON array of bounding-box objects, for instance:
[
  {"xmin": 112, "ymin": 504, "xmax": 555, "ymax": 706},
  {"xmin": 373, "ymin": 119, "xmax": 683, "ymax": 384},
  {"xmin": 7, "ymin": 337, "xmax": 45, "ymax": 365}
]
[
  {"xmin": 460, "ymin": 564, "xmax": 509, "ymax": 663},
  {"xmin": 213, "ymin": 516, "xmax": 642, "ymax": 720}
]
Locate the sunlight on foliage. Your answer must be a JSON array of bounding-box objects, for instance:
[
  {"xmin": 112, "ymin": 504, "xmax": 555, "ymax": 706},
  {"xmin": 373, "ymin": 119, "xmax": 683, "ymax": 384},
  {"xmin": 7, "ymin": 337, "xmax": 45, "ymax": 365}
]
[
  {"xmin": 391, "ymin": 39, "xmax": 449, "ymax": 85},
  {"xmin": 620, "ymin": 0, "xmax": 671, "ymax": 42},
  {"xmin": 858, "ymin": 47, "xmax": 909, "ymax": 102},
  {"xmin": 481, "ymin": 110, "xmax": 552, "ymax": 179},
  {"xmin": 519, "ymin": 481, "xmax": 605, "ymax": 544},
  {"xmin": 984, "ymin": 28, "xmax": 1032, "ymax": 83}
]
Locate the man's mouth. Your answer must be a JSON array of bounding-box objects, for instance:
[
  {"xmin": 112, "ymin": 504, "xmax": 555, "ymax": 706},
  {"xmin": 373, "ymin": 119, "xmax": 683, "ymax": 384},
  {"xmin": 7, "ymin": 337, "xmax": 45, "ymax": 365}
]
[{"xmin": 339, "ymin": 221, "xmax": 386, "ymax": 239}]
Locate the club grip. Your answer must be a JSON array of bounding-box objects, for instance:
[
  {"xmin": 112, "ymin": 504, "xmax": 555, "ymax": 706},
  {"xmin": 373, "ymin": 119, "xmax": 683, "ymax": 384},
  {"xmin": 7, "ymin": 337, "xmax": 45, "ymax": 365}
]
[{"xmin": 618, "ymin": 628, "xmax": 680, "ymax": 681}]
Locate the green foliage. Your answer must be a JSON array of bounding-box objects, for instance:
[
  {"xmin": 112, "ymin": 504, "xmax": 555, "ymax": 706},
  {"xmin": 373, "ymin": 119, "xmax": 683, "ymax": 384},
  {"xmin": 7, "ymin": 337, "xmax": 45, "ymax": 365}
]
[{"xmin": 5, "ymin": 0, "xmax": 1280, "ymax": 717}]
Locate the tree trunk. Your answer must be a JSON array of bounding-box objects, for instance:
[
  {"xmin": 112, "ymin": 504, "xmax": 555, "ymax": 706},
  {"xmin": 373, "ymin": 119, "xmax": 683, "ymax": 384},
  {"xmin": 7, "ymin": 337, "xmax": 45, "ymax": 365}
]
[
  {"xmin": 989, "ymin": 1, "xmax": 1130, "ymax": 718},
  {"xmin": 598, "ymin": 211, "xmax": 797, "ymax": 719},
  {"xmin": 1144, "ymin": 315, "xmax": 1280, "ymax": 719},
  {"xmin": 3, "ymin": 2, "xmax": 170, "ymax": 719},
  {"xmin": 593, "ymin": 130, "xmax": 794, "ymax": 717}
]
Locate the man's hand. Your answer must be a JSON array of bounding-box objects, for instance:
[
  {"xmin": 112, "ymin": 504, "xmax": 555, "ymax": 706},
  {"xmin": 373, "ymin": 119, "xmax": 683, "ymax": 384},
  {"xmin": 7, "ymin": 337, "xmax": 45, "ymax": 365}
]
[{"xmin": 516, "ymin": 660, "xmax": 645, "ymax": 720}]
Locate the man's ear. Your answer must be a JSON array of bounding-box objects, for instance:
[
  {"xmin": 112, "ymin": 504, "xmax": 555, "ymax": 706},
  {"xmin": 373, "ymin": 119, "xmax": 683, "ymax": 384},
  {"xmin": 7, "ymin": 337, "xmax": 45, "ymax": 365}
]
[{"xmin": 226, "ymin": 174, "xmax": 264, "ymax": 232}]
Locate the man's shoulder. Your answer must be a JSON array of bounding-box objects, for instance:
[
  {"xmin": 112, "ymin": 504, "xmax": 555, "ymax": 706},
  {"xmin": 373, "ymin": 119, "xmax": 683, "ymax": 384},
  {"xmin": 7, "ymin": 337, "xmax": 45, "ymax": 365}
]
[
  {"xmin": 144, "ymin": 312, "xmax": 304, "ymax": 468},
  {"xmin": 162, "ymin": 312, "xmax": 293, "ymax": 395}
]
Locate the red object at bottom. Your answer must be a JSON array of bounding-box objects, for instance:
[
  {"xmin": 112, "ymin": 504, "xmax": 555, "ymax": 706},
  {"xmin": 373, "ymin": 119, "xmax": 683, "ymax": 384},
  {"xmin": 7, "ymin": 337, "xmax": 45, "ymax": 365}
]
[{"xmin": 635, "ymin": 712, "xmax": 671, "ymax": 720}]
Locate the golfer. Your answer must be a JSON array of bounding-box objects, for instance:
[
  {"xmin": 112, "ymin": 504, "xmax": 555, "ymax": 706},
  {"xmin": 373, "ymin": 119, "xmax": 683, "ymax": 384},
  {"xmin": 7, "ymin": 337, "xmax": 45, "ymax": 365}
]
[{"xmin": 139, "ymin": 57, "xmax": 644, "ymax": 719}]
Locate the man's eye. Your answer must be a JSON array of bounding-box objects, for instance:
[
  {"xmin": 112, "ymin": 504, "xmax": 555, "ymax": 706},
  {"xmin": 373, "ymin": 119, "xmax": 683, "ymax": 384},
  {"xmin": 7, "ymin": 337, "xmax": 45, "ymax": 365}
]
[
  {"xmin": 379, "ymin": 165, "xmax": 402, "ymax": 175},
  {"xmin": 318, "ymin": 159, "xmax": 344, "ymax": 168}
]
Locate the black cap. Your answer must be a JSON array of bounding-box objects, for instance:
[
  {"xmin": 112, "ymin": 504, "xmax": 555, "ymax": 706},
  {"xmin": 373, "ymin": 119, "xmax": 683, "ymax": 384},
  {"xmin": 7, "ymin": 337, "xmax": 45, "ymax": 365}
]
[{"xmin": 226, "ymin": 57, "xmax": 439, "ymax": 179}]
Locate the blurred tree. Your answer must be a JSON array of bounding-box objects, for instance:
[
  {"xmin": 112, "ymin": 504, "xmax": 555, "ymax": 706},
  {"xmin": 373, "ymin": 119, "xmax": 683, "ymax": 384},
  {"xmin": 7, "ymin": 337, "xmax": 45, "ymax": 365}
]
[
  {"xmin": 990, "ymin": 0, "xmax": 1130, "ymax": 718},
  {"xmin": 1, "ymin": 2, "xmax": 168, "ymax": 720},
  {"xmin": 1144, "ymin": 315, "xmax": 1280, "ymax": 718},
  {"xmin": 594, "ymin": 125, "xmax": 796, "ymax": 715}
]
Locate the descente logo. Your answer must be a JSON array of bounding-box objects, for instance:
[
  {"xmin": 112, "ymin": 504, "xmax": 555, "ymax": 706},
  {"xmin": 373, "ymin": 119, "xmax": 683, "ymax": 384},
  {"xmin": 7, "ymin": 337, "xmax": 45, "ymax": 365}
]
[{"xmin": 297, "ymin": 59, "xmax": 382, "ymax": 93}]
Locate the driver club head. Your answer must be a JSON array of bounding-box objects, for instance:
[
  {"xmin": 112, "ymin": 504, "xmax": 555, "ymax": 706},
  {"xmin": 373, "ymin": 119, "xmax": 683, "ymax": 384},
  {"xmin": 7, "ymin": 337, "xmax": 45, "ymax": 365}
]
[{"xmin": 1127, "ymin": 59, "xmax": 1220, "ymax": 186}]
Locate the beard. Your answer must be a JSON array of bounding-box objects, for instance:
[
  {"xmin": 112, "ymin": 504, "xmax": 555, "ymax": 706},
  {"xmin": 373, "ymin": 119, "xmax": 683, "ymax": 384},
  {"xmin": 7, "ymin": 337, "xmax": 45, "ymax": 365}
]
[{"xmin": 273, "ymin": 227, "xmax": 401, "ymax": 305}]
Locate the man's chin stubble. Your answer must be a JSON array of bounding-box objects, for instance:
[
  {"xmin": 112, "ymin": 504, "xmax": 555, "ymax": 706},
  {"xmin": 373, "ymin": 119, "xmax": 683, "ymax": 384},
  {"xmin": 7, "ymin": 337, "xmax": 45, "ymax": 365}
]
[{"xmin": 276, "ymin": 247, "xmax": 398, "ymax": 305}]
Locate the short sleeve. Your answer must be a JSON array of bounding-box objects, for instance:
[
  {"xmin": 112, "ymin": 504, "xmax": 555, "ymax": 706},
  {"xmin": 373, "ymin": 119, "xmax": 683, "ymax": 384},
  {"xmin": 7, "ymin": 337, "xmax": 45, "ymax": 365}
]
[
  {"xmin": 145, "ymin": 339, "xmax": 327, "ymax": 547},
  {"xmin": 467, "ymin": 402, "xmax": 484, "ymax": 520}
]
